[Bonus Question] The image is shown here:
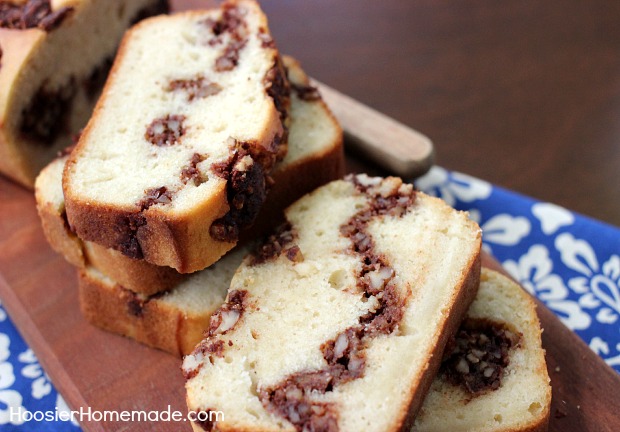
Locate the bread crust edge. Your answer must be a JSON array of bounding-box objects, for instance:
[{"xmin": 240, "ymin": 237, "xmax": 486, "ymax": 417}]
[{"xmin": 397, "ymin": 246, "xmax": 482, "ymax": 432}]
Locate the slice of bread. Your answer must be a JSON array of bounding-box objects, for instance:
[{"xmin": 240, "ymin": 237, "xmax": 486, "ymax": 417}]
[
  {"xmin": 78, "ymin": 262, "xmax": 551, "ymax": 430},
  {"xmin": 35, "ymin": 150, "xmax": 188, "ymax": 293},
  {"xmin": 0, "ymin": 0, "xmax": 168, "ymax": 188},
  {"xmin": 63, "ymin": 0, "xmax": 290, "ymax": 273},
  {"xmin": 413, "ymin": 268, "xmax": 551, "ymax": 432},
  {"xmin": 36, "ymin": 55, "xmax": 343, "ymax": 294},
  {"xmin": 183, "ymin": 175, "xmax": 482, "ymax": 432},
  {"xmin": 78, "ymin": 247, "xmax": 247, "ymax": 356}
]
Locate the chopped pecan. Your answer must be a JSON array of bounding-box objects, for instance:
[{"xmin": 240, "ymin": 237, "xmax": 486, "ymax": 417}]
[{"xmin": 145, "ymin": 114, "xmax": 186, "ymax": 147}]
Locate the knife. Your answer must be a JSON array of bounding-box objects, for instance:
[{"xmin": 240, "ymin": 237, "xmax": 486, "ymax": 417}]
[{"xmin": 314, "ymin": 81, "xmax": 435, "ymax": 179}]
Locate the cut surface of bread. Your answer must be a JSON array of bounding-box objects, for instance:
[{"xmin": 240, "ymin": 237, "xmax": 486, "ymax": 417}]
[
  {"xmin": 63, "ymin": 0, "xmax": 290, "ymax": 273},
  {"xmin": 183, "ymin": 175, "xmax": 482, "ymax": 432},
  {"xmin": 0, "ymin": 0, "xmax": 168, "ymax": 188},
  {"xmin": 413, "ymin": 268, "xmax": 551, "ymax": 432},
  {"xmin": 77, "ymin": 264, "xmax": 551, "ymax": 430},
  {"xmin": 36, "ymin": 55, "xmax": 343, "ymax": 294},
  {"xmin": 78, "ymin": 247, "xmax": 247, "ymax": 356}
]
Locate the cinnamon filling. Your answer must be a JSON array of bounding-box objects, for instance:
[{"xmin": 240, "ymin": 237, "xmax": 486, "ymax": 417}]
[
  {"xmin": 183, "ymin": 290, "xmax": 249, "ymax": 380},
  {"xmin": 120, "ymin": 284, "xmax": 166, "ymax": 318},
  {"xmin": 20, "ymin": 78, "xmax": 77, "ymax": 145},
  {"xmin": 180, "ymin": 153, "xmax": 209, "ymax": 186},
  {"xmin": 145, "ymin": 115, "xmax": 186, "ymax": 147},
  {"xmin": 125, "ymin": 291, "xmax": 147, "ymax": 318},
  {"xmin": 167, "ymin": 75, "xmax": 222, "ymax": 101},
  {"xmin": 249, "ymin": 222, "xmax": 297, "ymax": 265},
  {"xmin": 441, "ymin": 318, "xmax": 521, "ymax": 395},
  {"xmin": 259, "ymin": 176, "xmax": 416, "ymax": 431},
  {"xmin": 210, "ymin": 140, "xmax": 268, "ymax": 243},
  {"xmin": 117, "ymin": 213, "xmax": 147, "ymax": 259},
  {"xmin": 208, "ymin": 290, "xmax": 248, "ymax": 336},
  {"xmin": 204, "ymin": 3, "xmax": 248, "ymax": 72},
  {"xmin": 138, "ymin": 186, "xmax": 173, "ymax": 210},
  {"xmin": 291, "ymin": 82, "xmax": 321, "ymax": 102},
  {"xmin": 264, "ymin": 57, "xmax": 291, "ymax": 159},
  {"xmin": 0, "ymin": 0, "xmax": 73, "ymax": 31},
  {"xmin": 190, "ymin": 409, "xmax": 220, "ymax": 432}
]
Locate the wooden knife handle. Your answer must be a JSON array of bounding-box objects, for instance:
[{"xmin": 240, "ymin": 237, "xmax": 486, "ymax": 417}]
[{"xmin": 314, "ymin": 81, "xmax": 435, "ymax": 179}]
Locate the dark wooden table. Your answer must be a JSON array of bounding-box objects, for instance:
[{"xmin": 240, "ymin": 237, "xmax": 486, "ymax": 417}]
[{"xmin": 176, "ymin": 0, "xmax": 620, "ymax": 227}]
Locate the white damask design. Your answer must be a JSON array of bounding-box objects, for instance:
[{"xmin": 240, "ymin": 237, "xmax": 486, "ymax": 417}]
[
  {"xmin": 467, "ymin": 209, "xmax": 481, "ymax": 224},
  {"xmin": 0, "ymin": 300, "xmax": 6, "ymax": 322},
  {"xmin": 0, "ymin": 333, "xmax": 26, "ymax": 425},
  {"xmin": 0, "ymin": 333, "xmax": 8, "ymax": 363},
  {"xmin": 589, "ymin": 337, "xmax": 620, "ymax": 367},
  {"xmin": 556, "ymin": 233, "xmax": 620, "ymax": 326},
  {"xmin": 19, "ymin": 349, "xmax": 52, "ymax": 400},
  {"xmin": 503, "ymin": 245, "xmax": 591, "ymax": 330},
  {"xmin": 481, "ymin": 214, "xmax": 531, "ymax": 247},
  {"xmin": 416, "ymin": 166, "xmax": 492, "ymax": 206},
  {"xmin": 56, "ymin": 394, "xmax": 80, "ymax": 427},
  {"xmin": 532, "ymin": 202, "xmax": 575, "ymax": 235}
]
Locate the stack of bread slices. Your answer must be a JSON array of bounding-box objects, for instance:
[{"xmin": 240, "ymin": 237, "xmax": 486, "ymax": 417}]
[
  {"xmin": 35, "ymin": 0, "xmax": 345, "ymax": 355},
  {"xmin": 29, "ymin": 1, "xmax": 550, "ymax": 431}
]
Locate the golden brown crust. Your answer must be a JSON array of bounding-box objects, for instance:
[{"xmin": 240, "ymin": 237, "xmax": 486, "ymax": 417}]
[
  {"xmin": 62, "ymin": 8, "xmax": 289, "ymax": 273},
  {"xmin": 84, "ymin": 242, "xmax": 187, "ymax": 296},
  {"xmin": 62, "ymin": 177, "xmax": 233, "ymax": 273},
  {"xmin": 36, "ymin": 198, "xmax": 85, "ymax": 267},
  {"xmin": 398, "ymin": 249, "xmax": 482, "ymax": 432},
  {"xmin": 35, "ymin": 156, "xmax": 190, "ymax": 293},
  {"xmin": 78, "ymin": 268, "xmax": 206, "ymax": 356}
]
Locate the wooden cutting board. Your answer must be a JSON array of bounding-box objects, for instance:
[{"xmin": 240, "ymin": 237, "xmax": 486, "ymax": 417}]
[{"xmin": 1, "ymin": 154, "xmax": 620, "ymax": 431}]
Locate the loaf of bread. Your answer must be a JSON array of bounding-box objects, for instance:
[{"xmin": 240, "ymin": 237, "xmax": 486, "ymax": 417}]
[
  {"xmin": 63, "ymin": 0, "xmax": 290, "ymax": 273},
  {"xmin": 0, "ymin": 0, "xmax": 168, "ymax": 188},
  {"xmin": 183, "ymin": 175, "xmax": 482, "ymax": 432},
  {"xmin": 414, "ymin": 268, "xmax": 551, "ymax": 432},
  {"xmin": 36, "ymin": 55, "xmax": 343, "ymax": 295}
]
